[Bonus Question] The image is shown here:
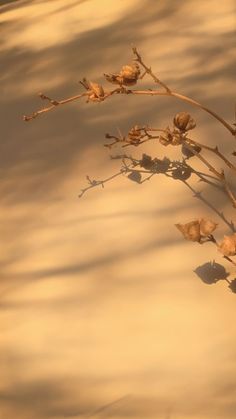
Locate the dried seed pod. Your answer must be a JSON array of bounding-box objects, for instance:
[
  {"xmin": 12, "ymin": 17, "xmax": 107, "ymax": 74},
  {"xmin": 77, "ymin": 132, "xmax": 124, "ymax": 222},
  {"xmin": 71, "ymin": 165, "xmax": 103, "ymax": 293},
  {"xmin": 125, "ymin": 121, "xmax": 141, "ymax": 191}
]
[
  {"xmin": 159, "ymin": 128, "xmax": 182, "ymax": 146},
  {"xmin": 120, "ymin": 63, "xmax": 140, "ymax": 80},
  {"xmin": 175, "ymin": 220, "xmax": 201, "ymax": 242},
  {"xmin": 104, "ymin": 62, "xmax": 140, "ymax": 86},
  {"xmin": 127, "ymin": 125, "xmax": 142, "ymax": 144},
  {"xmin": 173, "ymin": 112, "xmax": 196, "ymax": 131},
  {"xmin": 199, "ymin": 219, "xmax": 218, "ymax": 236},
  {"xmin": 159, "ymin": 127, "xmax": 173, "ymax": 146},
  {"xmin": 89, "ymin": 82, "xmax": 105, "ymax": 98},
  {"xmin": 218, "ymin": 234, "xmax": 236, "ymax": 256}
]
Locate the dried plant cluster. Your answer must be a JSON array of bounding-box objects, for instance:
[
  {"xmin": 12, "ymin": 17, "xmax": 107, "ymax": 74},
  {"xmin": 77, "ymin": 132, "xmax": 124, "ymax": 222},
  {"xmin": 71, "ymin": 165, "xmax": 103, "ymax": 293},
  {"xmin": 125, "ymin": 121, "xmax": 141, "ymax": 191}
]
[{"xmin": 23, "ymin": 47, "xmax": 236, "ymax": 290}]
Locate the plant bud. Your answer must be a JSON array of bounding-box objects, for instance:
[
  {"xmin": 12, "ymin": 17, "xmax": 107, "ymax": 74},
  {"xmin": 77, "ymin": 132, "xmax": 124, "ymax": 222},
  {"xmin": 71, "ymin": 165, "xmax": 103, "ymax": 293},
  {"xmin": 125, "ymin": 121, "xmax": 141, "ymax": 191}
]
[
  {"xmin": 173, "ymin": 112, "xmax": 196, "ymax": 131},
  {"xmin": 218, "ymin": 234, "xmax": 236, "ymax": 256},
  {"xmin": 199, "ymin": 219, "xmax": 218, "ymax": 236},
  {"xmin": 175, "ymin": 220, "xmax": 201, "ymax": 242}
]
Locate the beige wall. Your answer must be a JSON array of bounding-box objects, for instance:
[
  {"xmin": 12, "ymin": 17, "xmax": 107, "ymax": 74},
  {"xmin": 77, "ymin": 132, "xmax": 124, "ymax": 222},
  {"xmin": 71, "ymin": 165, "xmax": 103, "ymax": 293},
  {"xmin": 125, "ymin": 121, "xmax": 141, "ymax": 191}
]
[{"xmin": 0, "ymin": 1, "xmax": 236, "ymax": 418}]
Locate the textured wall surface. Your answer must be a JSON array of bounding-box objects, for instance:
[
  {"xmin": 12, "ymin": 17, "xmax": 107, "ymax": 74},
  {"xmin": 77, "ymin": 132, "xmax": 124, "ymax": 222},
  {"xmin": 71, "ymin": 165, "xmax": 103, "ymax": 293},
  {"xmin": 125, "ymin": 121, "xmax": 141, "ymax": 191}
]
[{"xmin": 0, "ymin": 1, "xmax": 236, "ymax": 418}]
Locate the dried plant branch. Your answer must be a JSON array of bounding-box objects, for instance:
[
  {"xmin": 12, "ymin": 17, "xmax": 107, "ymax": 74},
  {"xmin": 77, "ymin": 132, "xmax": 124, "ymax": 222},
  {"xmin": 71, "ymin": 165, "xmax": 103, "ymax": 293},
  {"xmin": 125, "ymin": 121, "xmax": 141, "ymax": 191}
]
[
  {"xmin": 185, "ymin": 137, "xmax": 236, "ymax": 173},
  {"xmin": 132, "ymin": 46, "xmax": 171, "ymax": 93},
  {"xmin": 182, "ymin": 141, "xmax": 236, "ymax": 208},
  {"xmin": 23, "ymin": 46, "xmax": 236, "ymax": 281},
  {"xmin": 23, "ymin": 47, "xmax": 236, "ymax": 136},
  {"xmin": 23, "ymin": 92, "xmax": 89, "ymax": 121}
]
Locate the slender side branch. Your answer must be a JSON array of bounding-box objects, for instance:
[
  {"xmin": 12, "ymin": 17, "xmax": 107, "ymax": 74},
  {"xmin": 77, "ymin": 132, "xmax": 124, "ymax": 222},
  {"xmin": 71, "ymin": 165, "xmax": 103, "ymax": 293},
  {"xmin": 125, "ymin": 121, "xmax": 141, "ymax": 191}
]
[
  {"xmin": 23, "ymin": 47, "xmax": 236, "ymax": 135},
  {"xmin": 183, "ymin": 141, "xmax": 236, "ymax": 208},
  {"xmin": 184, "ymin": 137, "xmax": 236, "ymax": 173},
  {"xmin": 23, "ymin": 92, "xmax": 89, "ymax": 121},
  {"xmin": 132, "ymin": 46, "xmax": 171, "ymax": 93}
]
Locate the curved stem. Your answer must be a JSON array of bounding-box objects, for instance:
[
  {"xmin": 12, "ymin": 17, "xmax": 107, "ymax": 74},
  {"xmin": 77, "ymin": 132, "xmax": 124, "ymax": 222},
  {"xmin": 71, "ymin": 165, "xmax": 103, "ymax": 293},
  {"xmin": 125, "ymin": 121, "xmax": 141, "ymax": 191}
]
[
  {"xmin": 185, "ymin": 137, "xmax": 236, "ymax": 173},
  {"xmin": 130, "ymin": 90, "xmax": 235, "ymax": 135}
]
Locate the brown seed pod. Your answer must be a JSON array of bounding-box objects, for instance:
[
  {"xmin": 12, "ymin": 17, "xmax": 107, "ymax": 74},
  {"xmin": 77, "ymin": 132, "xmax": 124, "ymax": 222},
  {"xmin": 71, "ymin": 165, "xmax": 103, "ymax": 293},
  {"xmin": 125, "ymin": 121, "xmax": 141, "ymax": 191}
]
[
  {"xmin": 159, "ymin": 128, "xmax": 182, "ymax": 146},
  {"xmin": 199, "ymin": 219, "xmax": 218, "ymax": 236},
  {"xmin": 89, "ymin": 82, "xmax": 105, "ymax": 98},
  {"xmin": 173, "ymin": 112, "xmax": 196, "ymax": 131},
  {"xmin": 128, "ymin": 125, "xmax": 142, "ymax": 144},
  {"xmin": 175, "ymin": 220, "xmax": 201, "ymax": 242},
  {"xmin": 120, "ymin": 63, "xmax": 140, "ymax": 80},
  {"xmin": 218, "ymin": 234, "xmax": 236, "ymax": 256}
]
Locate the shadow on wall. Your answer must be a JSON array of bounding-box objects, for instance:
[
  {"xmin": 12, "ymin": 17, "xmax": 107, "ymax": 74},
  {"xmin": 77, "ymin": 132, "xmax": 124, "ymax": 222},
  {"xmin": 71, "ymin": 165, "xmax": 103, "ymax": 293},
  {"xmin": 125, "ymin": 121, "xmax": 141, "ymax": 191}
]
[{"xmin": 194, "ymin": 260, "xmax": 236, "ymax": 293}]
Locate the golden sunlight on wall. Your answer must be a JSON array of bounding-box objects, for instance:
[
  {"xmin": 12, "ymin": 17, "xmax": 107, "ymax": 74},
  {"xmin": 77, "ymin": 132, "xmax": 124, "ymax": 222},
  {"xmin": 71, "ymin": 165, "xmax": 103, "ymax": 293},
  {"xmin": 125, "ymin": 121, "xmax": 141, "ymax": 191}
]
[{"xmin": 0, "ymin": 1, "xmax": 236, "ymax": 418}]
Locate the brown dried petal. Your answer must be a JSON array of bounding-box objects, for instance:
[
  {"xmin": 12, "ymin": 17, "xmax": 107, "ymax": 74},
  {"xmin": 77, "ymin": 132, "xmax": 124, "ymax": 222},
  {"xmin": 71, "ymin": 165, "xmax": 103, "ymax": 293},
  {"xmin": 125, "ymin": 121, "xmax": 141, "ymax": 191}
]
[
  {"xmin": 173, "ymin": 112, "xmax": 196, "ymax": 131},
  {"xmin": 199, "ymin": 219, "xmax": 218, "ymax": 236},
  {"xmin": 175, "ymin": 220, "xmax": 201, "ymax": 242},
  {"xmin": 218, "ymin": 234, "xmax": 236, "ymax": 256}
]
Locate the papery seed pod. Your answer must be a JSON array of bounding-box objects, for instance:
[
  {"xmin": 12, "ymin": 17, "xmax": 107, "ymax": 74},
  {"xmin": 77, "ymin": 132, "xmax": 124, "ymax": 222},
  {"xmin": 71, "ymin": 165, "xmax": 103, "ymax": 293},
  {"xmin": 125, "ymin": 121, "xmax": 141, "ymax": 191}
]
[
  {"xmin": 175, "ymin": 220, "xmax": 201, "ymax": 242},
  {"xmin": 173, "ymin": 112, "xmax": 196, "ymax": 131},
  {"xmin": 89, "ymin": 82, "xmax": 105, "ymax": 98},
  {"xmin": 128, "ymin": 125, "xmax": 142, "ymax": 143},
  {"xmin": 218, "ymin": 234, "xmax": 236, "ymax": 256},
  {"xmin": 159, "ymin": 135, "xmax": 170, "ymax": 146},
  {"xmin": 171, "ymin": 132, "xmax": 182, "ymax": 146},
  {"xmin": 199, "ymin": 219, "xmax": 218, "ymax": 236},
  {"xmin": 159, "ymin": 127, "xmax": 173, "ymax": 146},
  {"xmin": 120, "ymin": 63, "xmax": 140, "ymax": 79}
]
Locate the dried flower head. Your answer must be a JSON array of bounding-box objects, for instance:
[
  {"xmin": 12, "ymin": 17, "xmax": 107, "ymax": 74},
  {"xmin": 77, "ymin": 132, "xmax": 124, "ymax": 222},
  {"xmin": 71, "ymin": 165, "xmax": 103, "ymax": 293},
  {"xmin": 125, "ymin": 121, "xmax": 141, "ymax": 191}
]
[
  {"xmin": 218, "ymin": 234, "xmax": 236, "ymax": 256},
  {"xmin": 104, "ymin": 62, "xmax": 140, "ymax": 86},
  {"xmin": 159, "ymin": 127, "xmax": 182, "ymax": 146},
  {"xmin": 80, "ymin": 78, "xmax": 105, "ymax": 102},
  {"xmin": 199, "ymin": 218, "xmax": 218, "ymax": 236},
  {"xmin": 88, "ymin": 82, "xmax": 105, "ymax": 101},
  {"xmin": 127, "ymin": 125, "xmax": 142, "ymax": 144},
  {"xmin": 175, "ymin": 220, "xmax": 201, "ymax": 242},
  {"xmin": 173, "ymin": 112, "xmax": 196, "ymax": 132},
  {"xmin": 176, "ymin": 218, "xmax": 218, "ymax": 243}
]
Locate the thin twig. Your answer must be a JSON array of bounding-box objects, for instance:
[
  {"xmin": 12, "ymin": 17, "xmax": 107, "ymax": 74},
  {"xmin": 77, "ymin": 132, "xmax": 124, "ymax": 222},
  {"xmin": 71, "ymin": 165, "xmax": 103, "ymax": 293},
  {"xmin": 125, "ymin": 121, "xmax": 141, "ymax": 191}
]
[
  {"xmin": 182, "ymin": 141, "xmax": 236, "ymax": 208},
  {"xmin": 185, "ymin": 137, "xmax": 236, "ymax": 173},
  {"xmin": 23, "ymin": 47, "xmax": 236, "ymax": 135},
  {"xmin": 132, "ymin": 46, "xmax": 171, "ymax": 93}
]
